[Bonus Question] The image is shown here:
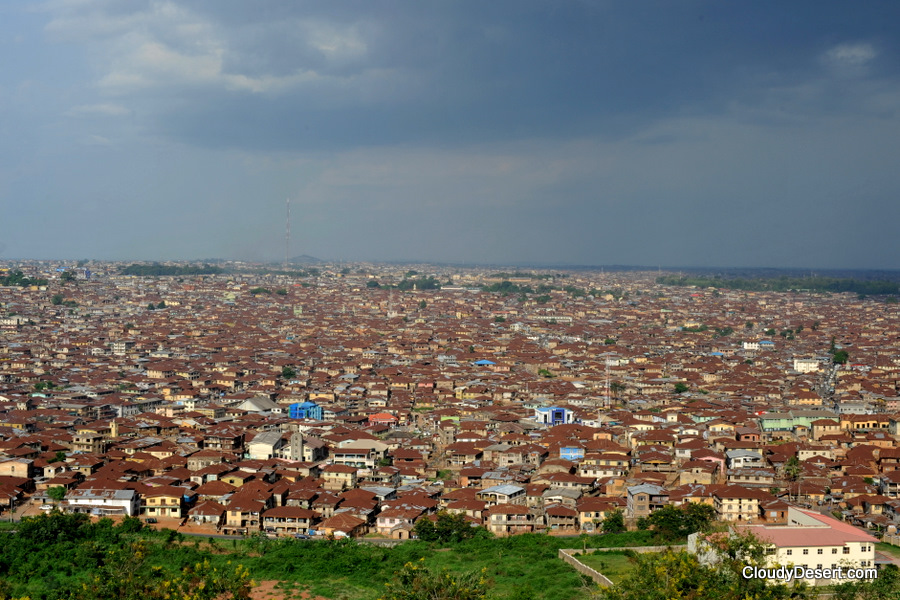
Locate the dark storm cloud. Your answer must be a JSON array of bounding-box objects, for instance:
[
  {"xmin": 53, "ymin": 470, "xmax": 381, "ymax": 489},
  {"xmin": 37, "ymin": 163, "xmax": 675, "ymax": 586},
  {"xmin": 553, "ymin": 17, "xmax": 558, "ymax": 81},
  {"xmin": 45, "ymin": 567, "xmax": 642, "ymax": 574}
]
[
  {"xmin": 69, "ymin": 0, "xmax": 898, "ymax": 152},
  {"xmin": 2, "ymin": 1, "xmax": 898, "ymax": 267}
]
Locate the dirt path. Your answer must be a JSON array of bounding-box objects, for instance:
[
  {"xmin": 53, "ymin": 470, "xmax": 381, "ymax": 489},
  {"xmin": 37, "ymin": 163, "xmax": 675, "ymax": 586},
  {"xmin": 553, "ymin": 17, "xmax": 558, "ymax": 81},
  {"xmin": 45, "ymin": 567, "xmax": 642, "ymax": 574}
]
[{"xmin": 248, "ymin": 580, "xmax": 331, "ymax": 600}]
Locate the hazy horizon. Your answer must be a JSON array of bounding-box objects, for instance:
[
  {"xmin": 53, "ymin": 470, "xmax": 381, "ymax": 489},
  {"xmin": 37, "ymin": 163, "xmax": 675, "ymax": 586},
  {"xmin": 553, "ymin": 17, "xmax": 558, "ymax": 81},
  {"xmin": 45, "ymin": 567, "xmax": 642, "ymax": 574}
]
[
  {"xmin": 6, "ymin": 256, "xmax": 900, "ymax": 280},
  {"xmin": 2, "ymin": 2, "xmax": 899, "ymax": 269}
]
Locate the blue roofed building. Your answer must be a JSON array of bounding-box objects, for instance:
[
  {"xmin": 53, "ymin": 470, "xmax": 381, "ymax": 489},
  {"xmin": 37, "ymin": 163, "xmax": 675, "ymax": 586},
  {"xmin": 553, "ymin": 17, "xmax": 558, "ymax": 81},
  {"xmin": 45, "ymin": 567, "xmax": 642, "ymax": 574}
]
[{"xmin": 289, "ymin": 401, "xmax": 323, "ymax": 420}]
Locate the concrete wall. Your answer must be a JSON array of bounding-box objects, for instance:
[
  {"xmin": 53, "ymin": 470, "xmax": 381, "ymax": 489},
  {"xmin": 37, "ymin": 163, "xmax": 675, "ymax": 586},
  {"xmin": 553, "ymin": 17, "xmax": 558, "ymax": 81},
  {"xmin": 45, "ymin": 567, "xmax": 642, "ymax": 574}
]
[
  {"xmin": 558, "ymin": 549, "xmax": 613, "ymax": 587},
  {"xmin": 559, "ymin": 546, "xmax": 686, "ymax": 587}
]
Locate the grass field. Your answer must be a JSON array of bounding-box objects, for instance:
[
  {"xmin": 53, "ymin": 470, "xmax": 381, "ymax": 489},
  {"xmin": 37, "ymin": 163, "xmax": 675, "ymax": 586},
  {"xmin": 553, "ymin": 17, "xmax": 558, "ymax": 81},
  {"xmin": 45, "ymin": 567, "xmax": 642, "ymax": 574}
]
[
  {"xmin": 876, "ymin": 541, "xmax": 900, "ymax": 560},
  {"xmin": 575, "ymin": 551, "xmax": 637, "ymax": 585},
  {"xmin": 207, "ymin": 532, "xmax": 664, "ymax": 600},
  {"xmin": 0, "ymin": 512, "xmax": 681, "ymax": 600}
]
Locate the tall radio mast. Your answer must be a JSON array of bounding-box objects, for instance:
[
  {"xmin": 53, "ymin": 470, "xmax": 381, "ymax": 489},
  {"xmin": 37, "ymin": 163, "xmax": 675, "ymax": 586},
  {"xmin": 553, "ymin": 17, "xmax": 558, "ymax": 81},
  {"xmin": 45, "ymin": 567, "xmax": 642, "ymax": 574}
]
[{"xmin": 285, "ymin": 197, "xmax": 291, "ymax": 267}]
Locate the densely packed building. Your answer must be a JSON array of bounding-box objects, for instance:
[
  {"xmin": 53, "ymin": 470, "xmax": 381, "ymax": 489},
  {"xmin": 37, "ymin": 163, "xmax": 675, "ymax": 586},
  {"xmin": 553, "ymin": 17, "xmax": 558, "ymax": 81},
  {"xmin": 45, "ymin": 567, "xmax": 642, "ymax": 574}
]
[{"xmin": 1, "ymin": 260, "xmax": 899, "ymax": 541}]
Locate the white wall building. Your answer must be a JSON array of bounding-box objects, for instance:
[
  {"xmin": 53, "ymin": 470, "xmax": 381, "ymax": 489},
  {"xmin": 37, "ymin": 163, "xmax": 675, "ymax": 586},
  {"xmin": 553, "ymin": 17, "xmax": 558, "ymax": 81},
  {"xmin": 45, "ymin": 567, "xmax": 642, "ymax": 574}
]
[
  {"xmin": 690, "ymin": 508, "xmax": 878, "ymax": 585},
  {"xmin": 64, "ymin": 489, "xmax": 140, "ymax": 516},
  {"xmin": 793, "ymin": 358, "xmax": 821, "ymax": 373}
]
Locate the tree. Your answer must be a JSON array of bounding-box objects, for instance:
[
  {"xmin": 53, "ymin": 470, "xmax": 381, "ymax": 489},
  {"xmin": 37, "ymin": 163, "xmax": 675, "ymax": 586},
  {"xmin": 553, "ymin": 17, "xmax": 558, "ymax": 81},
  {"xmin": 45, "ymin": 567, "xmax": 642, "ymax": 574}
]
[
  {"xmin": 644, "ymin": 503, "xmax": 715, "ymax": 541},
  {"xmin": 281, "ymin": 366, "xmax": 296, "ymax": 380},
  {"xmin": 71, "ymin": 540, "xmax": 253, "ymax": 600},
  {"xmin": 0, "ymin": 269, "xmax": 48, "ymax": 287},
  {"xmin": 597, "ymin": 534, "xmax": 809, "ymax": 600},
  {"xmin": 48, "ymin": 450, "xmax": 66, "ymax": 463},
  {"xmin": 61, "ymin": 271, "xmax": 76, "ymax": 282},
  {"xmin": 51, "ymin": 294, "xmax": 64, "ymax": 305},
  {"xmin": 366, "ymin": 280, "xmax": 380, "ymax": 288},
  {"xmin": 679, "ymin": 502, "xmax": 717, "ymax": 536},
  {"xmin": 610, "ymin": 381, "xmax": 626, "ymax": 399},
  {"xmin": 413, "ymin": 511, "xmax": 486, "ymax": 544},
  {"xmin": 397, "ymin": 277, "xmax": 441, "ymax": 291},
  {"xmin": 833, "ymin": 349, "xmax": 850, "ymax": 365},
  {"xmin": 783, "ymin": 455, "xmax": 801, "ymax": 500},
  {"xmin": 601, "ymin": 509, "xmax": 625, "ymax": 534},
  {"xmin": 147, "ymin": 303, "xmax": 155, "ymax": 310},
  {"xmin": 47, "ymin": 486, "xmax": 67, "ymax": 503},
  {"xmin": 783, "ymin": 455, "xmax": 801, "ymax": 479},
  {"xmin": 832, "ymin": 564, "xmax": 899, "ymax": 600},
  {"xmin": 418, "ymin": 300, "xmax": 427, "ymax": 310},
  {"xmin": 156, "ymin": 300, "xmax": 166, "ymax": 309},
  {"xmin": 381, "ymin": 562, "xmax": 488, "ymax": 600},
  {"xmin": 118, "ymin": 515, "xmax": 144, "ymax": 534},
  {"xmin": 673, "ymin": 382, "xmax": 689, "ymax": 394}
]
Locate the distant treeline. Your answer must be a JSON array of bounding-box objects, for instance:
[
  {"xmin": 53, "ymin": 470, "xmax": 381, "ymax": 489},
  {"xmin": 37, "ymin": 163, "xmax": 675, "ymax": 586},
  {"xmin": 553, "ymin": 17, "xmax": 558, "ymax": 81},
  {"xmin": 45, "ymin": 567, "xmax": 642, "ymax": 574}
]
[
  {"xmin": 482, "ymin": 280, "xmax": 536, "ymax": 294},
  {"xmin": 656, "ymin": 274, "xmax": 900, "ymax": 296},
  {"xmin": 120, "ymin": 263, "xmax": 225, "ymax": 276},
  {"xmin": 396, "ymin": 276, "xmax": 441, "ymax": 290},
  {"xmin": 481, "ymin": 280, "xmax": 627, "ymax": 300},
  {"xmin": 489, "ymin": 271, "xmax": 555, "ymax": 280},
  {"xmin": 0, "ymin": 270, "xmax": 48, "ymax": 287}
]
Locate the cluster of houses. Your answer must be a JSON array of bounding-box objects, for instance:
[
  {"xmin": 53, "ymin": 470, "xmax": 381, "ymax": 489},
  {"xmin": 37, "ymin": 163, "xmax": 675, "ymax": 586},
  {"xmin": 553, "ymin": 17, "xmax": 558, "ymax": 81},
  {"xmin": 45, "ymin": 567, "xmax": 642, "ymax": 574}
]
[{"xmin": 0, "ymin": 263, "xmax": 897, "ymax": 548}]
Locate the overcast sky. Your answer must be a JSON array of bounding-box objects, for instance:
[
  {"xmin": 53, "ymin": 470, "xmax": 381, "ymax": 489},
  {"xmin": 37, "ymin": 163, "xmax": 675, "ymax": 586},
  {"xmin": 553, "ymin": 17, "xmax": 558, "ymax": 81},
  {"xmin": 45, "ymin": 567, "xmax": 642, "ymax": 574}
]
[{"xmin": 1, "ymin": 1, "xmax": 899, "ymax": 268}]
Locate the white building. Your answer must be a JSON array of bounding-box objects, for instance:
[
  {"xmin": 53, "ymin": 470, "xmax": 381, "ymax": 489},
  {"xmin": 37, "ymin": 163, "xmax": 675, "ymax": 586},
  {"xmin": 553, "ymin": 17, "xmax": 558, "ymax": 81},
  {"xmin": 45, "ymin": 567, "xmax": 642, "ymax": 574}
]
[
  {"xmin": 793, "ymin": 358, "xmax": 821, "ymax": 373},
  {"xmin": 725, "ymin": 449, "xmax": 764, "ymax": 470},
  {"xmin": 64, "ymin": 488, "xmax": 140, "ymax": 517},
  {"xmin": 690, "ymin": 507, "xmax": 878, "ymax": 585},
  {"xmin": 533, "ymin": 406, "xmax": 579, "ymax": 426},
  {"xmin": 246, "ymin": 430, "xmax": 286, "ymax": 460}
]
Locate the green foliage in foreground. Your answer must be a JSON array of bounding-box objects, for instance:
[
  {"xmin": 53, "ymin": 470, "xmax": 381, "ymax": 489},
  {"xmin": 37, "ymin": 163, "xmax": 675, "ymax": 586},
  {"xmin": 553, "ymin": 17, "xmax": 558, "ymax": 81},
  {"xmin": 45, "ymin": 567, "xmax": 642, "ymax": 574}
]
[
  {"xmin": 595, "ymin": 548, "xmax": 803, "ymax": 600},
  {"xmin": 0, "ymin": 512, "xmax": 669, "ymax": 600},
  {"xmin": 598, "ymin": 531, "xmax": 900, "ymax": 600},
  {"xmin": 6, "ymin": 509, "xmax": 899, "ymax": 600},
  {"xmin": 832, "ymin": 565, "xmax": 900, "ymax": 600},
  {"xmin": 0, "ymin": 512, "xmax": 250, "ymax": 600},
  {"xmin": 382, "ymin": 562, "xmax": 489, "ymax": 600}
]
